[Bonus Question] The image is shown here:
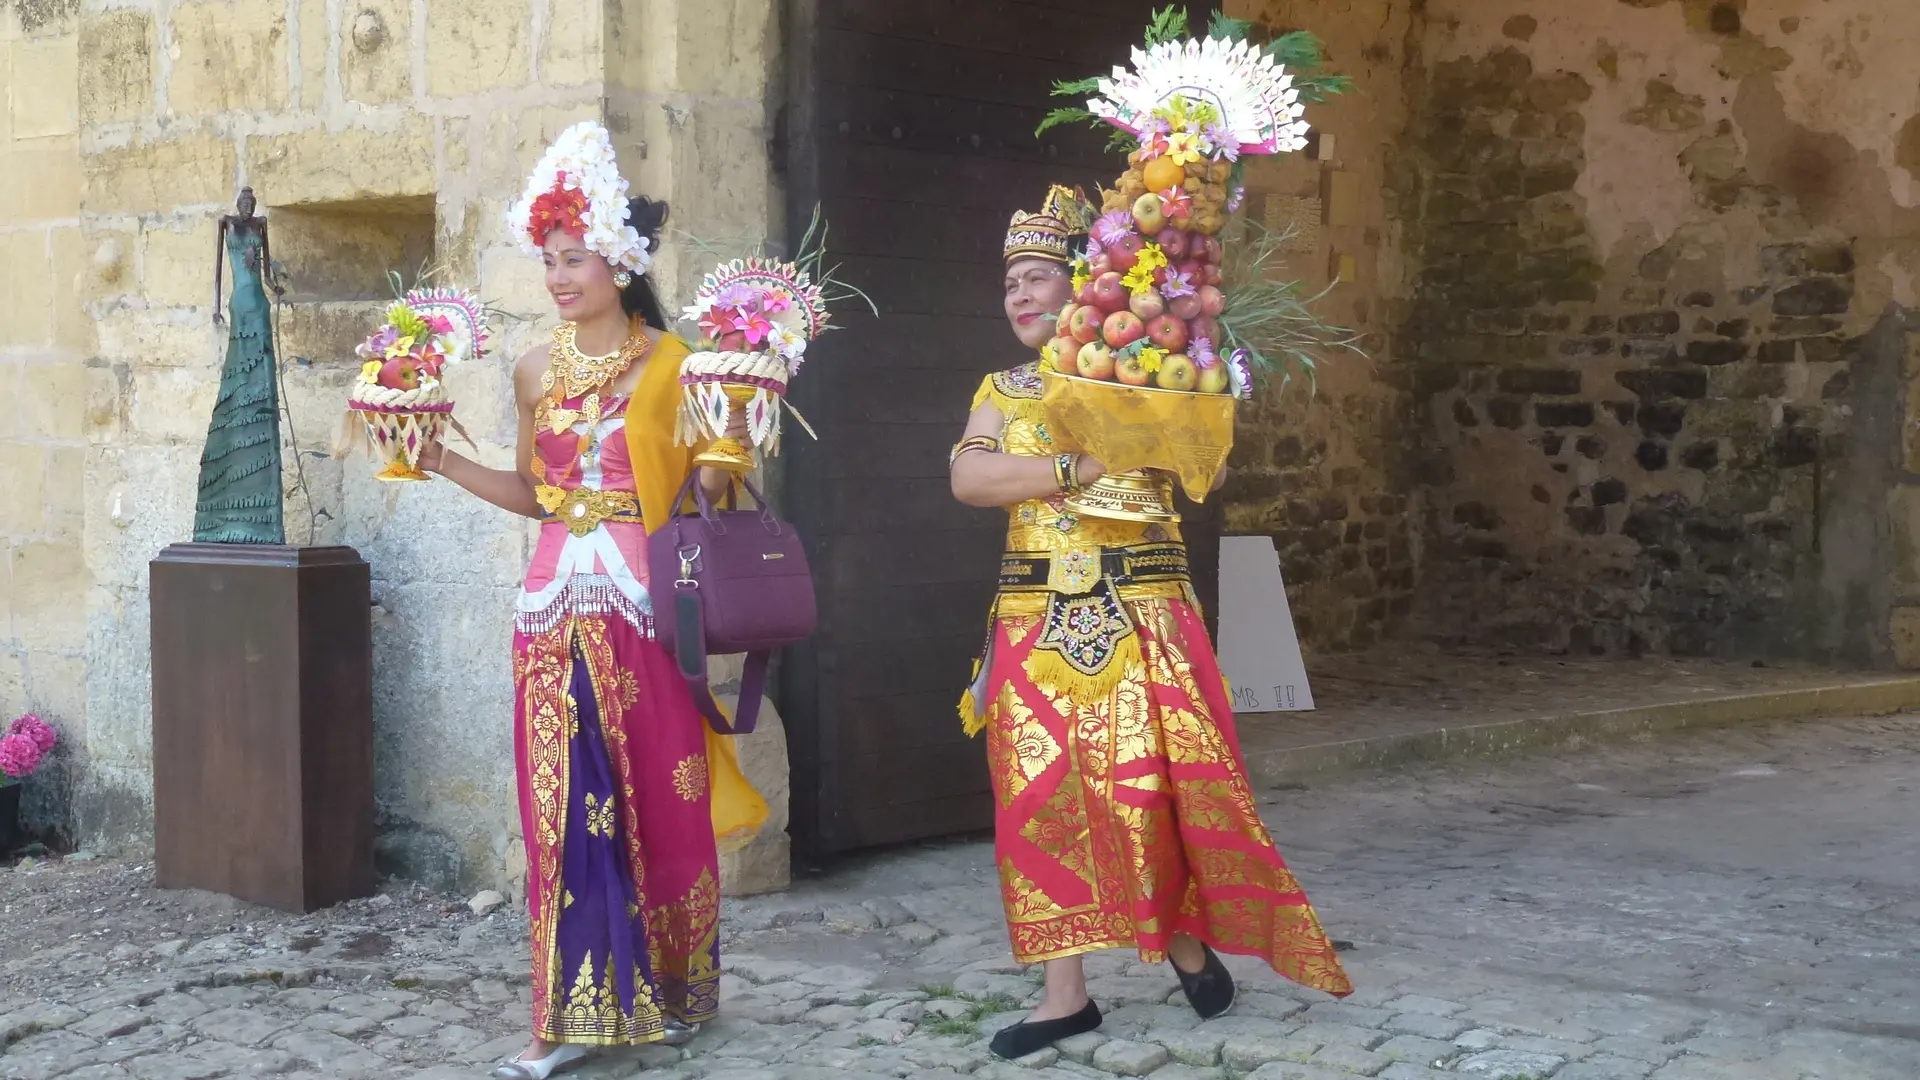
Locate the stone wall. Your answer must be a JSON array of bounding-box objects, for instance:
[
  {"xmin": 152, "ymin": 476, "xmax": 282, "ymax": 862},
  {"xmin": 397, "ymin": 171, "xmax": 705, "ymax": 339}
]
[
  {"xmin": 0, "ymin": 0, "xmax": 790, "ymax": 895},
  {"xmin": 1217, "ymin": 0, "xmax": 1422, "ymax": 651},
  {"xmin": 0, "ymin": 0, "xmax": 88, "ymax": 833},
  {"xmin": 1395, "ymin": 0, "xmax": 1920, "ymax": 663}
]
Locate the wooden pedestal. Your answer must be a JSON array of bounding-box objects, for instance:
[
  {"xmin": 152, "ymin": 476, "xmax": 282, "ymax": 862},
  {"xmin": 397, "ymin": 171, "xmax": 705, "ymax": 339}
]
[{"xmin": 150, "ymin": 543, "xmax": 375, "ymax": 912}]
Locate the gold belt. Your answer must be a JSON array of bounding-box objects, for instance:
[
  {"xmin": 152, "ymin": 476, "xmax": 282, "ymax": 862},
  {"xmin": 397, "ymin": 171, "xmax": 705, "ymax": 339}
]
[
  {"xmin": 536, "ymin": 485, "xmax": 642, "ymax": 537},
  {"xmin": 999, "ymin": 542, "xmax": 1190, "ymax": 596}
]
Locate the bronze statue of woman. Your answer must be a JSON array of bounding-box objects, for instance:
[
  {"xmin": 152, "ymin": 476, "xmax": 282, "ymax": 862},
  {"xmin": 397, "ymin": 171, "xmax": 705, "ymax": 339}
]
[{"xmin": 194, "ymin": 187, "xmax": 286, "ymax": 545}]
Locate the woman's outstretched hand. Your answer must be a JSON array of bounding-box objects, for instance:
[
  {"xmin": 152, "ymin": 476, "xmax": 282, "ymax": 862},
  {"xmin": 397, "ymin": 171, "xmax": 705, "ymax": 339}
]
[{"xmin": 417, "ymin": 435, "xmax": 446, "ymax": 474}]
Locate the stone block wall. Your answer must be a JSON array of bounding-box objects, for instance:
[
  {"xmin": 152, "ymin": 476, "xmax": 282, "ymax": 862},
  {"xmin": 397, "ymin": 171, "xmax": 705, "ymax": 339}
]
[
  {"xmin": 1392, "ymin": 0, "xmax": 1920, "ymax": 663},
  {"xmin": 0, "ymin": 0, "xmax": 790, "ymax": 894},
  {"xmin": 1217, "ymin": 0, "xmax": 1421, "ymax": 651},
  {"xmin": 0, "ymin": 0, "xmax": 88, "ymax": 834}
]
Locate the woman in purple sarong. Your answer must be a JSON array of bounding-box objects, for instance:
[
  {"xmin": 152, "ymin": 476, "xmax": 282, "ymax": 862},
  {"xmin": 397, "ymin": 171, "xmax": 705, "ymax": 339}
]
[{"xmin": 420, "ymin": 121, "xmax": 767, "ymax": 1079}]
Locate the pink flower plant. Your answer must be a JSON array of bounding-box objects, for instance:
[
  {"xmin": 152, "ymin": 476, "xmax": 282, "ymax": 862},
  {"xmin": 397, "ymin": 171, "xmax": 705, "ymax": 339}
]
[
  {"xmin": 9, "ymin": 713, "xmax": 55, "ymax": 754},
  {"xmin": 1, "ymin": 714, "xmax": 54, "ymax": 785}
]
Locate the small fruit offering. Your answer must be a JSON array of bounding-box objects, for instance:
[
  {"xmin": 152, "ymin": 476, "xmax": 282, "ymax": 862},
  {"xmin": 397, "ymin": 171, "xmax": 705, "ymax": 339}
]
[{"xmin": 347, "ymin": 287, "xmax": 489, "ymax": 482}]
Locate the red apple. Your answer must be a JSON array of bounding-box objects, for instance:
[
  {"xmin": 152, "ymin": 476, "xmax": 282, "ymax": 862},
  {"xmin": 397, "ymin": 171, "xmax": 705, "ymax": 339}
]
[
  {"xmin": 1048, "ymin": 336, "xmax": 1083, "ymax": 375},
  {"xmin": 1076, "ymin": 341, "xmax": 1116, "ymax": 381},
  {"xmin": 1156, "ymin": 353, "xmax": 1198, "ymax": 391},
  {"xmin": 1089, "ymin": 252, "xmax": 1113, "ymax": 277},
  {"xmin": 1106, "ymin": 232, "xmax": 1145, "ymax": 273},
  {"xmin": 1090, "ymin": 272, "xmax": 1129, "ymax": 313},
  {"xmin": 1202, "ymin": 264, "xmax": 1223, "ymax": 287},
  {"xmin": 1077, "ymin": 278, "xmax": 1099, "ymax": 306},
  {"xmin": 1169, "ymin": 293, "xmax": 1204, "ymax": 321},
  {"xmin": 1115, "ymin": 354, "xmax": 1152, "ymax": 387},
  {"xmin": 1147, "ymin": 314, "xmax": 1190, "ymax": 352},
  {"xmin": 1198, "ymin": 363, "xmax": 1232, "ymax": 395},
  {"xmin": 1103, "ymin": 310, "xmax": 1148, "ymax": 350},
  {"xmin": 1129, "ymin": 289, "xmax": 1166, "ymax": 321},
  {"xmin": 377, "ymin": 357, "xmax": 421, "ymax": 391},
  {"xmin": 1189, "ymin": 314, "xmax": 1220, "ymax": 345},
  {"xmin": 1132, "ymin": 192, "xmax": 1167, "ymax": 235},
  {"xmin": 1068, "ymin": 303, "xmax": 1103, "ymax": 343},
  {"xmin": 718, "ymin": 330, "xmax": 749, "ymax": 352},
  {"xmin": 1155, "ymin": 227, "xmax": 1189, "ymax": 261},
  {"xmin": 1178, "ymin": 258, "xmax": 1205, "ymax": 282},
  {"xmin": 1203, "ymin": 235, "xmax": 1224, "ymax": 264},
  {"xmin": 1198, "ymin": 284, "xmax": 1226, "ymax": 317}
]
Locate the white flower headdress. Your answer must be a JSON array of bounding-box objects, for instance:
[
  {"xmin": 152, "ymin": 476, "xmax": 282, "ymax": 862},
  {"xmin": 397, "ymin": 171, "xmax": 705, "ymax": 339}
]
[{"xmin": 506, "ymin": 121, "xmax": 652, "ymax": 274}]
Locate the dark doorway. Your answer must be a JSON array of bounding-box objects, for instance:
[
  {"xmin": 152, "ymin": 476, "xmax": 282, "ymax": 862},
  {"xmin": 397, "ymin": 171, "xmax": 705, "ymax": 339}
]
[{"xmin": 778, "ymin": 0, "xmax": 1220, "ymax": 860}]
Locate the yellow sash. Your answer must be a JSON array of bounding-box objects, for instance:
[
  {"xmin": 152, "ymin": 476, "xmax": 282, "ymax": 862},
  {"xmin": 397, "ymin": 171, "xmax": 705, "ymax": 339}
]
[{"xmin": 621, "ymin": 331, "xmax": 771, "ymax": 855}]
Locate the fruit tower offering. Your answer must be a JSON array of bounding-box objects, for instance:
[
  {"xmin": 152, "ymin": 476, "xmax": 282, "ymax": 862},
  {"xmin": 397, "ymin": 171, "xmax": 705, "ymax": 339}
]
[
  {"xmin": 1036, "ymin": 9, "xmax": 1345, "ymax": 521},
  {"xmin": 346, "ymin": 288, "xmax": 488, "ymax": 482}
]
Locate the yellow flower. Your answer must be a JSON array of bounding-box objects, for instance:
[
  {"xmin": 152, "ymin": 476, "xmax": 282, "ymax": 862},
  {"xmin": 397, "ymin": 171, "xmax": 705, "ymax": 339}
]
[
  {"xmin": 360, "ymin": 361, "xmax": 382, "ymax": 382},
  {"xmin": 1138, "ymin": 346, "xmax": 1167, "ymax": 374},
  {"xmin": 384, "ymin": 334, "xmax": 416, "ymax": 359},
  {"xmin": 1123, "ymin": 263, "xmax": 1158, "ymax": 296},
  {"xmin": 1071, "ymin": 264, "xmax": 1090, "ymax": 295},
  {"xmin": 1135, "ymin": 243, "xmax": 1169, "ymax": 275},
  {"xmin": 1165, "ymin": 132, "xmax": 1205, "ymax": 167}
]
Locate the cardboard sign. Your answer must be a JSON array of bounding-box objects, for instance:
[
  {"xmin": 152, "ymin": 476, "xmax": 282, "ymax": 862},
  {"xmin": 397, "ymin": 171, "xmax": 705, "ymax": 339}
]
[{"xmin": 1216, "ymin": 535, "xmax": 1314, "ymax": 713}]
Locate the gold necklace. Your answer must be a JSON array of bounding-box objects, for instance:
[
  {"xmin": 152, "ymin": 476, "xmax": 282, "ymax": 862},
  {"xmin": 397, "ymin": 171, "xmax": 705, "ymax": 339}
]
[{"xmin": 541, "ymin": 318, "xmax": 653, "ymax": 435}]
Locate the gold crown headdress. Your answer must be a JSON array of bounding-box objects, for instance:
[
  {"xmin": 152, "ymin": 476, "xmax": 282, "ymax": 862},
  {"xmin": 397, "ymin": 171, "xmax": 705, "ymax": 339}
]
[{"xmin": 1004, "ymin": 184, "xmax": 1093, "ymax": 265}]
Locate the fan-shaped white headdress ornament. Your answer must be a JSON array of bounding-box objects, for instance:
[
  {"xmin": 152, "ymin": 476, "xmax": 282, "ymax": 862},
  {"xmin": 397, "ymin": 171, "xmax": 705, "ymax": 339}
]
[{"xmin": 1091, "ymin": 37, "xmax": 1309, "ymax": 157}]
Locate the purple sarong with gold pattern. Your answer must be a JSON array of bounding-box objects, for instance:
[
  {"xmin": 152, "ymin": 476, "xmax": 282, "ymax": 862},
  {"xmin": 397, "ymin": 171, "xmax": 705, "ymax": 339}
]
[{"xmin": 511, "ymin": 390, "xmax": 721, "ymax": 1045}]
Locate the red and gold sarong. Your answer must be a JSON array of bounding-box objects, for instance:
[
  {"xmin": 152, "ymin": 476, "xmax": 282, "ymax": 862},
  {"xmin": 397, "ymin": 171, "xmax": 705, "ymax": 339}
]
[{"xmin": 971, "ymin": 593, "xmax": 1351, "ymax": 996}]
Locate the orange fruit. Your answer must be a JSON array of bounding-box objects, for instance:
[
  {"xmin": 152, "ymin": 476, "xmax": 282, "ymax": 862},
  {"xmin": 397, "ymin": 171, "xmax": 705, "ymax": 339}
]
[{"xmin": 1142, "ymin": 156, "xmax": 1186, "ymax": 193}]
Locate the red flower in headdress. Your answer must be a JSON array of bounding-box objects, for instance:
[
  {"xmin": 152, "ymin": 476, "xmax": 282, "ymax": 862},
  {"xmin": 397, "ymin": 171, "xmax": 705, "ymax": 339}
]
[{"xmin": 526, "ymin": 178, "xmax": 589, "ymax": 248}]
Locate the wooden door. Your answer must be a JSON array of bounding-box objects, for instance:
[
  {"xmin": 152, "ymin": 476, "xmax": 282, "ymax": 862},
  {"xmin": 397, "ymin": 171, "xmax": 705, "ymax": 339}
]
[{"xmin": 779, "ymin": 0, "xmax": 1218, "ymax": 859}]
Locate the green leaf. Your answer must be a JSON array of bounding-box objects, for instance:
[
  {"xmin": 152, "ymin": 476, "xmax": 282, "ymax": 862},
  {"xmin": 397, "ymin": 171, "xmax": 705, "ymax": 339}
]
[
  {"xmin": 1143, "ymin": 5, "xmax": 1191, "ymax": 46},
  {"xmin": 1049, "ymin": 76, "xmax": 1102, "ymax": 100},
  {"xmin": 1035, "ymin": 106, "xmax": 1097, "ymax": 138},
  {"xmin": 1207, "ymin": 13, "xmax": 1256, "ymax": 42},
  {"xmin": 1295, "ymin": 74, "xmax": 1350, "ymax": 105},
  {"xmin": 1265, "ymin": 29, "xmax": 1328, "ymax": 71}
]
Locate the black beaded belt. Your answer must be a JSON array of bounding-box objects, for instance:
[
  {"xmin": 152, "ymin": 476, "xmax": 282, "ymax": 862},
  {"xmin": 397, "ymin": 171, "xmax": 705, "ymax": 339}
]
[{"xmin": 999, "ymin": 543, "xmax": 1189, "ymax": 594}]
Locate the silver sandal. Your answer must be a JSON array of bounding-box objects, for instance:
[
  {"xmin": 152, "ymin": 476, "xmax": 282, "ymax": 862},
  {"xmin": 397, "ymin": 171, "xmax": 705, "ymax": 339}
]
[
  {"xmin": 489, "ymin": 1044, "xmax": 589, "ymax": 1079},
  {"xmin": 662, "ymin": 1018, "xmax": 700, "ymax": 1046}
]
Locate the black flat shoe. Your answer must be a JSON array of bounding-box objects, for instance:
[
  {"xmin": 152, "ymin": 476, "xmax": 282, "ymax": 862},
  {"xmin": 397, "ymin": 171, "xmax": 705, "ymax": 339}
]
[
  {"xmin": 1172, "ymin": 943, "xmax": 1236, "ymax": 1019},
  {"xmin": 987, "ymin": 1000, "xmax": 1102, "ymax": 1060}
]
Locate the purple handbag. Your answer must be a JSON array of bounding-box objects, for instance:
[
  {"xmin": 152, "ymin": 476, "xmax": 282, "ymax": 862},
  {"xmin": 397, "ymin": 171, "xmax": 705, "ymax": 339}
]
[{"xmin": 648, "ymin": 473, "xmax": 816, "ymax": 734}]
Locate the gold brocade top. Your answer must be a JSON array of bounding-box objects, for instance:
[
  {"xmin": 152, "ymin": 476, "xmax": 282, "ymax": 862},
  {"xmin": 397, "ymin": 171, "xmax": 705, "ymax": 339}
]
[{"xmin": 972, "ymin": 360, "xmax": 1189, "ymax": 616}]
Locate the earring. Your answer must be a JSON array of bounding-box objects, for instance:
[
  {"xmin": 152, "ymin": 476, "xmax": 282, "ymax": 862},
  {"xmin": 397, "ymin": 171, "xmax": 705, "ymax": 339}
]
[{"xmin": 613, "ymin": 270, "xmax": 633, "ymax": 288}]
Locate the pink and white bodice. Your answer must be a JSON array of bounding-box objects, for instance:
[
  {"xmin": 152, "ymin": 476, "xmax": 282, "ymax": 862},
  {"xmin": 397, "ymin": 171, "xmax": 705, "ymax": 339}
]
[{"xmin": 515, "ymin": 395, "xmax": 654, "ymax": 636}]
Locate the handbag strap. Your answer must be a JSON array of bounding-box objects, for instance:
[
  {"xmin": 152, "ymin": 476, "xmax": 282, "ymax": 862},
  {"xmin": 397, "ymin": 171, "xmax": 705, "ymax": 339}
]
[
  {"xmin": 683, "ymin": 648, "xmax": 769, "ymax": 736},
  {"xmin": 669, "ymin": 471, "xmax": 780, "ymax": 531}
]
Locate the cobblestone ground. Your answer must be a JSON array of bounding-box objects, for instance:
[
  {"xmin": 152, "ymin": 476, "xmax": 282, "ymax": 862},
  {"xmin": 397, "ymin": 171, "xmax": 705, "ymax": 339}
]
[{"xmin": 4, "ymin": 714, "xmax": 1919, "ymax": 1080}]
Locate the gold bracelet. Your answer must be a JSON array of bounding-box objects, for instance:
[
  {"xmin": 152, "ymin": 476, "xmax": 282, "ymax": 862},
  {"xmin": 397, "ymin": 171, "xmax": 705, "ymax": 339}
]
[
  {"xmin": 950, "ymin": 435, "xmax": 1000, "ymax": 468},
  {"xmin": 1055, "ymin": 453, "xmax": 1081, "ymax": 493}
]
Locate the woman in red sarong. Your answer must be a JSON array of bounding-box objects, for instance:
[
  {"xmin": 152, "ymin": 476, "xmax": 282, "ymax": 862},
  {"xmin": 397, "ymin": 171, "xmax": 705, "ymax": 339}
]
[{"xmin": 950, "ymin": 187, "xmax": 1351, "ymax": 1062}]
